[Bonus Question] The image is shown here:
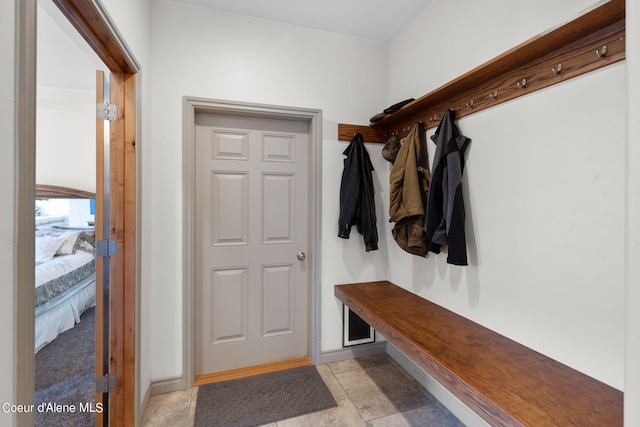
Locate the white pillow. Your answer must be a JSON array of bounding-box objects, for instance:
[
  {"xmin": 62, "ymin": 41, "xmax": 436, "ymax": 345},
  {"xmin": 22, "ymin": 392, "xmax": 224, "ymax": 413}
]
[
  {"xmin": 56, "ymin": 232, "xmax": 80, "ymax": 255},
  {"xmin": 35, "ymin": 235, "xmax": 67, "ymax": 264}
]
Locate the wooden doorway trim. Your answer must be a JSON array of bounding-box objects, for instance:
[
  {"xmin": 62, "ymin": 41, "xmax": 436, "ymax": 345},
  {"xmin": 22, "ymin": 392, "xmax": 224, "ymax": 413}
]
[
  {"xmin": 52, "ymin": 0, "xmax": 138, "ymax": 74},
  {"xmin": 94, "ymin": 70, "xmax": 138, "ymax": 427},
  {"xmin": 50, "ymin": 1, "xmax": 139, "ymax": 426}
]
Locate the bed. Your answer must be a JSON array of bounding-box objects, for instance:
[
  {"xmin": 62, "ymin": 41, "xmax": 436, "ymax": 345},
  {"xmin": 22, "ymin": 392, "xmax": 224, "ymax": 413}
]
[{"xmin": 35, "ymin": 184, "xmax": 97, "ymax": 353}]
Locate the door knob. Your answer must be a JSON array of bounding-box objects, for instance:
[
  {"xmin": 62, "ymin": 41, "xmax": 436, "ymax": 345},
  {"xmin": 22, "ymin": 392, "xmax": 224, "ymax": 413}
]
[{"xmin": 297, "ymin": 252, "xmax": 306, "ymax": 261}]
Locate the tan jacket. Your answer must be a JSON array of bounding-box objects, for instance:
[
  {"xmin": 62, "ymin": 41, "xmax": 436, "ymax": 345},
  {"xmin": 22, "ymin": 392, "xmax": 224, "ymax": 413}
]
[{"xmin": 389, "ymin": 123, "xmax": 430, "ymax": 256}]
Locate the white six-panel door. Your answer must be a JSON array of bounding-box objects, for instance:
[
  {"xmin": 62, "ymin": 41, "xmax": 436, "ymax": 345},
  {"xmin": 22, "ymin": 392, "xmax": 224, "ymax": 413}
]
[{"xmin": 194, "ymin": 113, "xmax": 309, "ymax": 374}]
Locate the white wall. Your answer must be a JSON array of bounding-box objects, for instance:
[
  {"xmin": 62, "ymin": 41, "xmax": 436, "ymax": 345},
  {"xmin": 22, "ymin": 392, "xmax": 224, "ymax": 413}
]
[
  {"xmin": 35, "ymin": 2, "xmax": 100, "ymax": 193},
  {"xmin": 149, "ymin": 0, "xmax": 389, "ymax": 380},
  {"xmin": 625, "ymin": 0, "xmax": 640, "ymax": 422},
  {"xmin": 0, "ymin": 0, "xmax": 17, "ymax": 424},
  {"xmin": 322, "ymin": 130, "xmax": 392, "ymax": 351},
  {"xmin": 388, "ymin": 0, "xmax": 607, "ymax": 102},
  {"xmin": 36, "ymin": 87, "xmax": 96, "ymax": 192},
  {"xmin": 388, "ymin": 0, "xmax": 625, "ymax": 389}
]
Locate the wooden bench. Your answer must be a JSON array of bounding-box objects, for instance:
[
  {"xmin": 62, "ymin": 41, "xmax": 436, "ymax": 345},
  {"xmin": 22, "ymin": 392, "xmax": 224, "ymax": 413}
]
[{"xmin": 335, "ymin": 281, "xmax": 623, "ymax": 427}]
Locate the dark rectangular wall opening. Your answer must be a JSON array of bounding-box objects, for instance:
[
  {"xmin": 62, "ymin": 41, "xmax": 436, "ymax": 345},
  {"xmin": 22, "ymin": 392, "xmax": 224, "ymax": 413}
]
[{"xmin": 343, "ymin": 305, "xmax": 374, "ymax": 347}]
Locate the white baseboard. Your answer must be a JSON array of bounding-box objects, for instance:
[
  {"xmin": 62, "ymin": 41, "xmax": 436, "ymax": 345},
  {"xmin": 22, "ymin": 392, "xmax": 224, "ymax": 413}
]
[
  {"xmin": 386, "ymin": 343, "xmax": 490, "ymax": 427},
  {"xmin": 320, "ymin": 341, "xmax": 387, "ymax": 364},
  {"xmin": 149, "ymin": 376, "xmax": 185, "ymax": 396},
  {"xmin": 139, "ymin": 377, "xmax": 184, "ymax": 423},
  {"xmin": 148, "ymin": 343, "xmax": 385, "ymax": 397}
]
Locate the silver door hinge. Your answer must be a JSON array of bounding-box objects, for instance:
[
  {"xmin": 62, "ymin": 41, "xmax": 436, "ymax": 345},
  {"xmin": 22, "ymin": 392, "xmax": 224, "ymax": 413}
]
[
  {"xmin": 97, "ymin": 102, "xmax": 118, "ymax": 120},
  {"xmin": 96, "ymin": 374, "xmax": 117, "ymax": 394},
  {"xmin": 96, "ymin": 239, "xmax": 117, "ymax": 257}
]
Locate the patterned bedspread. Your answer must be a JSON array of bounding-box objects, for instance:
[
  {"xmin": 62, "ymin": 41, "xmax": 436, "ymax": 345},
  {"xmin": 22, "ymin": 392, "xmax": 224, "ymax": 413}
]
[
  {"xmin": 35, "ymin": 253, "xmax": 95, "ymax": 306},
  {"xmin": 35, "ymin": 230, "xmax": 96, "ymax": 307}
]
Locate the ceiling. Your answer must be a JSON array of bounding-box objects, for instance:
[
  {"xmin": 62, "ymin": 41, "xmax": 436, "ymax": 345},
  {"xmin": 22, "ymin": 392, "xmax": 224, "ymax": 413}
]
[{"xmin": 169, "ymin": 0, "xmax": 433, "ymax": 43}]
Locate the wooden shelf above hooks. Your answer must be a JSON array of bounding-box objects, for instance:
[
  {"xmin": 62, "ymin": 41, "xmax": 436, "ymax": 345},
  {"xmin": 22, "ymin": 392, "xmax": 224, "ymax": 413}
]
[{"xmin": 338, "ymin": 0, "xmax": 625, "ymax": 144}]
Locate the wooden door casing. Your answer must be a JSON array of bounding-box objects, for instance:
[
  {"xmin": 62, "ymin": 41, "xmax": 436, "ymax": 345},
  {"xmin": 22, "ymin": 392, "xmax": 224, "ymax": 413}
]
[{"xmin": 94, "ymin": 70, "xmax": 137, "ymax": 427}]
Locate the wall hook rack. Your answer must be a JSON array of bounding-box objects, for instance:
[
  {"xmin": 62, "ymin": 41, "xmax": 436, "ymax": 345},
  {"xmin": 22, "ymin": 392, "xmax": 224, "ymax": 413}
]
[{"xmin": 336, "ymin": 0, "xmax": 624, "ymax": 144}]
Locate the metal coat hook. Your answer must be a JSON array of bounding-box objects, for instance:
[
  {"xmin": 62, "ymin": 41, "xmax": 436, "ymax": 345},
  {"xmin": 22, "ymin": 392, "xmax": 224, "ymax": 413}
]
[
  {"xmin": 488, "ymin": 90, "xmax": 498, "ymax": 99},
  {"xmin": 552, "ymin": 63, "xmax": 562, "ymax": 75},
  {"xmin": 596, "ymin": 45, "xmax": 607, "ymax": 57},
  {"xmin": 517, "ymin": 78, "xmax": 527, "ymax": 89},
  {"xmin": 428, "ymin": 114, "xmax": 438, "ymax": 122},
  {"xmin": 466, "ymin": 100, "xmax": 475, "ymax": 108}
]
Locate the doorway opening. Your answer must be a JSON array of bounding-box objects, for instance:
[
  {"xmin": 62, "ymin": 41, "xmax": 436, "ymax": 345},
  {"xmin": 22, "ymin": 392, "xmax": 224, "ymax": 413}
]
[
  {"xmin": 34, "ymin": 3, "xmax": 106, "ymax": 424},
  {"xmin": 16, "ymin": 0, "xmax": 140, "ymax": 425}
]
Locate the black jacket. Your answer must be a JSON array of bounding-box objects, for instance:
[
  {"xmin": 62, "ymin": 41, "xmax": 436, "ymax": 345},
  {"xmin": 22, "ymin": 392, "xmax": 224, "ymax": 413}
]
[
  {"xmin": 338, "ymin": 133, "xmax": 379, "ymax": 251},
  {"xmin": 424, "ymin": 109, "xmax": 471, "ymax": 265}
]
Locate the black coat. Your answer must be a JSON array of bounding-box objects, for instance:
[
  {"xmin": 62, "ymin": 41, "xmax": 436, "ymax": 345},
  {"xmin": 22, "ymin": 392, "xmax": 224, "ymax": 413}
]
[
  {"xmin": 338, "ymin": 133, "xmax": 379, "ymax": 251},
  {"xmin": 424, "ymin": 109, "xmax": 471, "ymax": 265}
]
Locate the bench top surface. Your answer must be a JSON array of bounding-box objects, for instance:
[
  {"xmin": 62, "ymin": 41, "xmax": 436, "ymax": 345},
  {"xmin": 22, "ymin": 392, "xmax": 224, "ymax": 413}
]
[{"xmin": 335, "ymin": 281, "xmax": 622, "ymax": 427}]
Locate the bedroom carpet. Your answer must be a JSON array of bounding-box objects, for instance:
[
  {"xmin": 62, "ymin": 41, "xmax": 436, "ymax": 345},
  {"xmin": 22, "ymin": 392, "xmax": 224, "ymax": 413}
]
[
  {"xmin": 35, "ymin": 306, "xmax": 95, "ymax": 427},
  {"xmin": 193, "ymin": 365, "xmax": 337, "ymax": 427}
]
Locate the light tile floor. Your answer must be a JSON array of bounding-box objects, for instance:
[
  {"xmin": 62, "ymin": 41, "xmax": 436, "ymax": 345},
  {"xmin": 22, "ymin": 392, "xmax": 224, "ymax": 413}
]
[{"xmin": 142, "ymin": 354, "xmax": 465, "ymax": 426}]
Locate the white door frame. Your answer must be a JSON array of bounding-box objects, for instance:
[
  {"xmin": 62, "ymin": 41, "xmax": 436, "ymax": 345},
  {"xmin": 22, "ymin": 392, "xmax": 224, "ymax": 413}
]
[{"xmin": 182, "ymin": 97, "xmax": 322, "ymax": 389}]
